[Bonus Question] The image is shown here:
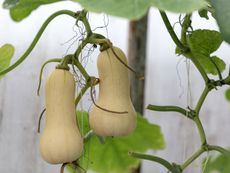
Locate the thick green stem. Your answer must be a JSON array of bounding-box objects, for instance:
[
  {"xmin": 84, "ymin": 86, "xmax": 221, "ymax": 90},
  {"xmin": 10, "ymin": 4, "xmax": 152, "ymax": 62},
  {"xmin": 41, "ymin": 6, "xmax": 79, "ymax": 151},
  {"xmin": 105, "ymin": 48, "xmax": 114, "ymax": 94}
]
[
  {"xmin": 81, "ymin": 13, "xmax": 92, "ymax": 36},
  {"xmin": 159, "ymin": 11, "xmax": 188, "ymax": 52},
  {"xmin": 194, "ymin": 116, "xmax": 207, "ymax": 145},
  {"xmin": 74, "ymin": 39, "xmax": 90, "ymax": 60},
  {"xmin": 223, "ymin": 76, "xmax": 230, "ymax": 84},
  {"xmin": 181, "ymin": 145, "xmax": 230, "ymax": 171},
  {"xmin": 73, "ymin": 58, "xmax": 90, "ymax": 81},
  {"xmin": 72, "ymin": 38, "xmax": 91, "ymax": 81},
  {"xmin": 207, "ymin": 145, "xmax": 230, "ymax": 158},
  {"xmin": 75, "ymin": 82, "xmax": 90, "ymax": 106},
  {"xmin": 0, "ymin": 10, "xmax": 77, "ymax": 76},
  {"xmin": 147, "ymin": 104, "xmax": 191, "ymax": 119},
  {"xmin": 77, "ymin": 10, "xmax": 92, "ymax": 36},
  {"xmin": 129, "ymin": 152, "xmax": 180, "ymax": 173},
  {"xmin": 190, "ymin": 54, "xmax": 210, "ymax": 83},
  {"xmin": 181, "ymin": 14, "xmax": 191, "ymax": 45},
  {"xmin": 180, "ymin": 14, "xmax": 209, "ymax": 83},
  {"xmin": 181, "ymin": 147, "xmax": 205, "ymax": 170},
  {"xmin": 195, "ymin": 86, "xmax": 209, "ymax": 114},
  {"xmin": 72, "ymin": 34, "xmax": 108, "ymax": 81},
  {"xmin": 147, "ymin": 10, "xmax": 229, "ymax": 173}
]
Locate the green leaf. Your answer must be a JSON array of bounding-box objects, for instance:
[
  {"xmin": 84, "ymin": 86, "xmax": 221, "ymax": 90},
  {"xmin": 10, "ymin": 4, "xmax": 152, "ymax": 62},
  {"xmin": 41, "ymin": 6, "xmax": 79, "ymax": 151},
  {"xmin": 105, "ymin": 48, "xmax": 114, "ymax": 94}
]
[
  {"xmin": 75, "ymin": 0, "xmax": 151, "ymax": 19},
  {"xmin": 2, "ymin": 0, "xmax": 19, "ymax": 9},
  {"xmin": 198, "ymin": 9, "xmax": 209, "ymax": 20},
  {"xmin": 75, "ymin": 0, "xmax": 207, "ymax": 19},
  {"xmin": 210, "ymin": 0, "xmax": 230, "ymax": 44},
  {"xmin": 188, "ymin": 29, "xmax": 226, "ymax": 75},
  {"xmin": 9, "ymin": 0, "xmax": 60, "ymax": 22},
  {"xmin": 188, "ymin": 30, "xmax": 222, "ymax": 55},
  {"xmin": 152, "ymin": 0, "xmax": 207, "ymax": 14},
  {"xmin": 0, "ymin": 44, "xmax": 14, "ymax": 76},
  {"xmin": 225, "ymin": 88, "xmax": 230, "ymax": 102},
  {"xmin": 6, "ymin": 0, "xmax": 207, "ymax": 21},
  {"xmin": 203, "ymin": 153, "xmax": 230, "ymax": 173},
  {"xmin": 197, "ymin": 55, "xmax": 226, "ymax": 75},
  {"xmin": 73, "ymin": 112, "xmax": 165, "ymax": 173},
  {"xmin": 211, "ymin": 56, "xmax": 226, "ymax": 74}
]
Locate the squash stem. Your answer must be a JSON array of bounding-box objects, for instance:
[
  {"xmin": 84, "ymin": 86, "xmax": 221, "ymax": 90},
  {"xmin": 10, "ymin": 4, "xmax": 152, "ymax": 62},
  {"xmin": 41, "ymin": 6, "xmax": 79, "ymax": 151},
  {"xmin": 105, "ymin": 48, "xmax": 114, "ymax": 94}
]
[
  {"xmin": 159, "ymin": 11, "xmax": 188, "ymax": 52},
  {"xmin": 129, "ymin": 152, "xmax": 181, "ymax": 173},
  {"xmin": 0, "ymin": 10, "xmax": 77, "ymax": 76}
]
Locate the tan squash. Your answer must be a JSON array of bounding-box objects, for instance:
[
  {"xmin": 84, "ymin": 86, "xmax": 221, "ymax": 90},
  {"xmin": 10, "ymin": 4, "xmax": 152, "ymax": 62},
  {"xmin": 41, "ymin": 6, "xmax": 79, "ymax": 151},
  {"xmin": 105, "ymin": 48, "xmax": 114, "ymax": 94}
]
[
  {"xmin": 39, "ymin": 69, "xmax": 83, "ymax": 164},
  {"xmin": 89, "ymin": 47, "xmax": 136, "ymax": 137}
]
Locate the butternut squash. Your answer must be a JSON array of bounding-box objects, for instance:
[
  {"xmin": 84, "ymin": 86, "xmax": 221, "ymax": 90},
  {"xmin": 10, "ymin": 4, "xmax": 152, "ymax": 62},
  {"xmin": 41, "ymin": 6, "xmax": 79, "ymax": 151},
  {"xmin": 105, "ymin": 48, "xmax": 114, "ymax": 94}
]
[
  {"xmin": 39, "ymin": 69, "xmax": 83, "ymax": 164},
  {"xmin": 89, "ymin": 47, "xmax": 136, "ymax": 137}
]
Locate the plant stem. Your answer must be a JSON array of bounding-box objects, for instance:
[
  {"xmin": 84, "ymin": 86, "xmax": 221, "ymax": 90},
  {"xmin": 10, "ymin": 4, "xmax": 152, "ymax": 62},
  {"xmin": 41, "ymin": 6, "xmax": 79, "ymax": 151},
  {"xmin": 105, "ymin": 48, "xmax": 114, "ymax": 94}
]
[
  {"xmin": 0, "ymin": 10, "xmax": 77, "ymax": 76},
  {"xmin": 73, "ymin": 34, "xmax": 106, "ymax": 60},
  {"xmin": 75, "ymin": 82, "xmax": 91, "ymax": 106},
  {"xmin": 80, "ymin": 10, "xmax": 93, "ymax": 36},
  {"xmin": 147, "ymin": 104, "xmax": 191, "ymax": 119},
  {"xmin": 72, "ymin": 34, "xmax": 108, "ymax": 81},
  {"xmin": 181, "ymin": 147, "xmax": 205, "ymax": 170},
  {"xmin": 190, "ymin": 54, "xmax": 210, "ymax": 83},
  {"xmin": 195, "ymin": 86, "xmax": 209, "ymax": 114},
  {"xmin": 37, "ymin": 58, "xmax": 62, "ymax": 96},
  {"xmin": 194, "ymin": 116, "xmax": 207, "ymax": 145},
  {"xmin": 180, "ymin": 14, "xmax": 210, "ymax": 83},
  {"xmin": 180, "ymin": 14, "xmax": 191, "ymax": 45},
  {"xmin": 207, "ymin": 145, "xmax": 230, "ymax": 158},
  {"xmin": 74, "ymin": 38, "xmax": 90, "ymax": 60},
  {"xmin": 159, "ymin": 11, "xmax": 188, "ymax": 52},
  {"xmin": 129, "ymin": 152, "xmax": 179, "ymax": 173},
  {"xmin": 73, "ymin": 58, "xmax": 90, "ymax": 81}
]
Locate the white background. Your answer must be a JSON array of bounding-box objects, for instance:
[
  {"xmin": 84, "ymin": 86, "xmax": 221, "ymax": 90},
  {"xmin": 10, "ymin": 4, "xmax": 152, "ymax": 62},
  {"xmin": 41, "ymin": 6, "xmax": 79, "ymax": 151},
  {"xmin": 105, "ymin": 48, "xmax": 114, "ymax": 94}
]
[{"xmin": 0, "ymin": 1, "xmax": 230, "ymax": 173}]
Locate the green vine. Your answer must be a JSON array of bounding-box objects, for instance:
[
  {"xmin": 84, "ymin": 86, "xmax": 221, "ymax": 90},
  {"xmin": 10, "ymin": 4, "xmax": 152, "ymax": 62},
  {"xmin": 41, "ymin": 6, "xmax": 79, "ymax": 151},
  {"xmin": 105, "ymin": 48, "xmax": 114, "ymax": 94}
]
[
  {"xmin": 0, "ymin": 10, "xmax": 77, "ymax": 76},
  {"xmin": 133, "ymin": 10, "xmax": 230, "ymax": 173},
  {"xmin": 37, "ymin": 58, "xmax": 61, "ymax": 96},
  {"xmin": 1, "ymin": 7, "xmax": 229, "ymax": 173}
]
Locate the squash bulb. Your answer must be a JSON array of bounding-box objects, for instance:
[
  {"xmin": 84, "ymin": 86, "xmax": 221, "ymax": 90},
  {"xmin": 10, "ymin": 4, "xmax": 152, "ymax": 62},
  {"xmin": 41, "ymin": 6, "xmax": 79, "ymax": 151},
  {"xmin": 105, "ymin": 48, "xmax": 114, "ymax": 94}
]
[
  {"xmin": 89, "ymin": 47, "xmax": 136, "ymax": 137},
  {"xmin": 39, "ymin": 69, "xmax": 83, "ymax": 164}
]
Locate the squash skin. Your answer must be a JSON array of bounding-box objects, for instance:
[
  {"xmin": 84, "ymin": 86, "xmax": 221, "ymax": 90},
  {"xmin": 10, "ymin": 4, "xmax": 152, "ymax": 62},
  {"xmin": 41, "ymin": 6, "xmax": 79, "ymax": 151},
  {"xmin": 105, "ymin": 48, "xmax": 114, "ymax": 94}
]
[
  {"xmin": 89, "ymin": 47, "xmax": 136, "ymax": 137},
  {"xmin": 39, "ymin": 69, "xmax": 83, "ymax": 164}
]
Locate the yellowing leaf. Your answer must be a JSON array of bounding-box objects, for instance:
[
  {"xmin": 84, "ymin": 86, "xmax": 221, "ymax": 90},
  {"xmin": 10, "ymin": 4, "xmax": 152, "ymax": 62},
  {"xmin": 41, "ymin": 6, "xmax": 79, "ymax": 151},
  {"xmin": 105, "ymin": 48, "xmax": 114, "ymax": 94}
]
[{"xmin": 0, "ymin": 44, "xmax": 14, "ymax": 75}]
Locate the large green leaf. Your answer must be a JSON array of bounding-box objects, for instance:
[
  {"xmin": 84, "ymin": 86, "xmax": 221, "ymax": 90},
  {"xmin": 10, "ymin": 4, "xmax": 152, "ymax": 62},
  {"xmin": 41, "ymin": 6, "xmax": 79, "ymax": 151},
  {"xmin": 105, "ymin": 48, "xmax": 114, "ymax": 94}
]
[
  {"xmin": 203, "ymin": 153, "xmax": 230, "ymax": 173},
  {"xmin": 75, "ymin": 0, "xmax": 207, "ymax": 19},
  {"xmin": 9, "ymin": 0, "xmax": 61, "ymax": 22},
  {"xmin": 0, "ymin": 44, "xmax": 14, "ymax": 77},
  {"xmin": 188, "ymin": 29, "xmax": 226, "ymax": 75},
  {"xmin": 68, "ymin": 112, "xmax": 165, "ymax": 173},
  {"xmin": 210, "ymin": 0, "xmax": 230, "ymax": 44},
  {"xmin": 2, "ymin": 0, "xmax": 19, "ymax": 8},
  {"xmin": 75, "ymin": 0, "xmax": 151, "ymax": 20},
  {"xmin": 151, "ymin": 0, "xmax": 207, "ymax": 14},
  {"xmin": 6, "ymin": 0, "xmax": 207, "ymax": 21}
]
